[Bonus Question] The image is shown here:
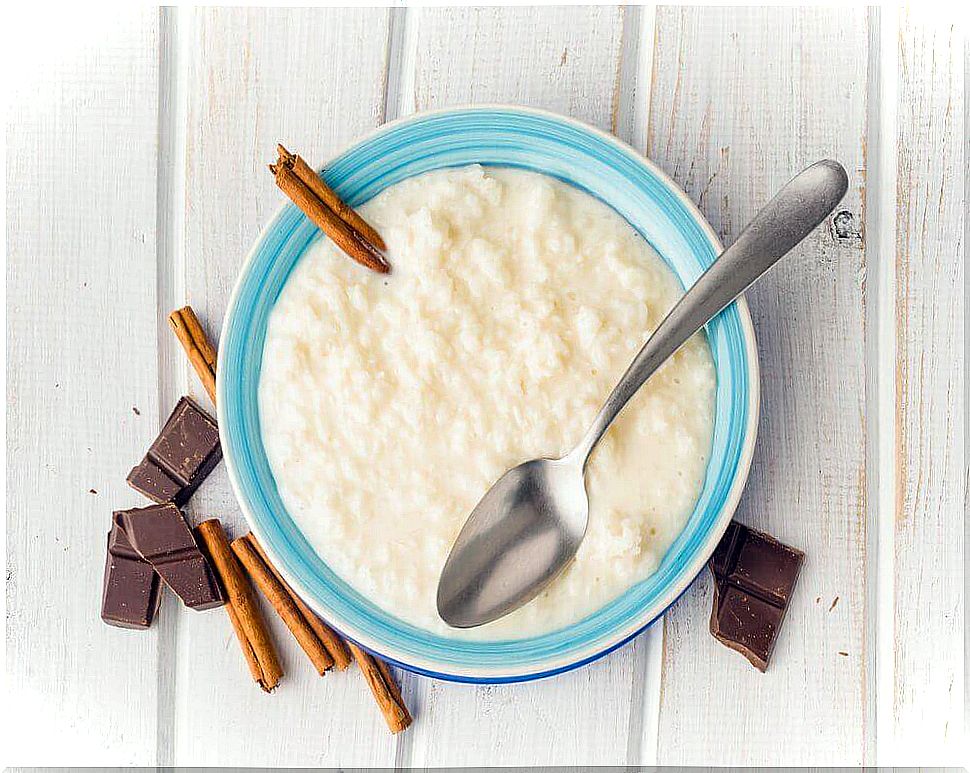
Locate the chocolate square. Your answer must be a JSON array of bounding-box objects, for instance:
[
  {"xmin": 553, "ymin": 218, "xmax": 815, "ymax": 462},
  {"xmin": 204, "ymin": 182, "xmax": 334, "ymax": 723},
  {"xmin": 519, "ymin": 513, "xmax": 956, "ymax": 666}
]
[
  {"xmin": 101, "ymin": 513, "xmax": 162, "ymax": 629},
  {"xmin": 127, "ymin": 396, "xmax": 221, "ymax": 505},
  {"xmin": 150, "ymin": 398, "xmax": 220, "ymax": 482},
  {"xmin": 707, "ymin": 521, "xmax": 804, "ymax": 671},
  {"xmin": 709, "ymin": 520, "xmax": 743, "ymax": 577},
  {"xmin": 117, "ymin": 503, "xmax": 224, "ymax": 611},
  {"xmin": 710, "ymin": 584, "xmax": 785, "ymax": 672},
  {"xmin": 728, "ymin": 529, "xmax": 804, "ymax": 607},
  {"xmin": 127, "ymin": 458, "xmax": 183, "ymax": 503}
]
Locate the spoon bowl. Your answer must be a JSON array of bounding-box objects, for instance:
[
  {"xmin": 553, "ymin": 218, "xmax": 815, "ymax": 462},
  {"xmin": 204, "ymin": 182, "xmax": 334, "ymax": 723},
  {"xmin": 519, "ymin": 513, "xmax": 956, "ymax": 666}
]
[{"xmin": 437, "ymin": 456, "xmax": 588, "ymax": 627}]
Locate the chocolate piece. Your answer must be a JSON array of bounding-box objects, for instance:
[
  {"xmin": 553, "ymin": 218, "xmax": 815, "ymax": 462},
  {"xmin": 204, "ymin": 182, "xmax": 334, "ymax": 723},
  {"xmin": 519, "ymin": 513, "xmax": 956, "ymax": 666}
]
[
  {"xmin": 709, "ymin": 520, "xmax": 742, "ymax": 577},
  {"xmin": 728, "ymin": 528, "xmax": 804, "ymax": 607},
  {"xmin": 127, "ymin": 397, "xmax": 221, "ymax": 505},
  {"xmin": 708, "ymin": 522, "xmax": 804, "ymax": 671},
  {"xmin": 118, "ymin": 504, "xmax": 225, "ymax": 611},
  {"xmin": 101, "ymin": 513, "xmax": 162, "ymax": 629},
  {"xmin": 711, "ymin": 585, "xmax": 785, "ymax": 671}
]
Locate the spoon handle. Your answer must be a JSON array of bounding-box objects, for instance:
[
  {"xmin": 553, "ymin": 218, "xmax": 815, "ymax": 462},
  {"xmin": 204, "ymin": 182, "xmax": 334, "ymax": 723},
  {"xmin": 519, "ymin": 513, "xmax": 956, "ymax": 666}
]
[{"xmin": 572, "ymin": 159, "xmax": 849, "ymax": 466}]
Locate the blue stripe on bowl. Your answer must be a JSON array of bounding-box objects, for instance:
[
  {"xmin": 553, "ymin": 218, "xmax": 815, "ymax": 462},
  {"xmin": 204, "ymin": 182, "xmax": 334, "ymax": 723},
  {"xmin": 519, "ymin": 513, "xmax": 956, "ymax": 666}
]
[{"xmin": 218, "ymin": 106, "xmax": 758, "ymax": 682}]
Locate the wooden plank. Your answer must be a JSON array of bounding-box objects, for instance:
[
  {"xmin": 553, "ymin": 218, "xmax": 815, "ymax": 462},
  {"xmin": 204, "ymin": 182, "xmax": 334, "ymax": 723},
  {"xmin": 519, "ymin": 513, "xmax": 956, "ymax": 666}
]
[
  {"xmin": 410, "ymin": 6, "xmax": 625, "ymax": 134},
  {"xmin": 405, "ymin": 645, "xmax": 652, "ymax": 767},
  {"xmin": 173, "ymin": 7, "xmax": 399, "ymax": 766},
  {"xmin": 892, "ymin": 10, "xmax": 965, "ymax": 763},
  {"xmin": 5, "ymin": 7, "xmax": 162, "ymax": 765},
  {"xmin": 398, "ymin": 7, "xmax": 654, "ymax": 767},
  {"xmin": 648, "ymin": 8, "xmax": 872, "ymax": 764}
]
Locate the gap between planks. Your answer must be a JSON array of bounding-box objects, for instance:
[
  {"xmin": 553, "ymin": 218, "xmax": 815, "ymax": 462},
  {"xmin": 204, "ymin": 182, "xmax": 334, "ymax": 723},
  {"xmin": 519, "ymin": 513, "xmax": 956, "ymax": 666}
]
[
  {"xmin": 613, "ymin": 4, "xmax": 663, "ymax": 767},
  {"xmin": 864, "ymin": 6, "xmax": 899, "ymax": 764},
  {"xmin": 155, "ymin": 4, "xmax": 191, "ymax": 765},
  {"xmin": 383, "ymin": 6, "xmax": 418, "ymax": 124},
  {"xmin": 380, "ymin": 7, "xmax": 423, "ymax": 770}
]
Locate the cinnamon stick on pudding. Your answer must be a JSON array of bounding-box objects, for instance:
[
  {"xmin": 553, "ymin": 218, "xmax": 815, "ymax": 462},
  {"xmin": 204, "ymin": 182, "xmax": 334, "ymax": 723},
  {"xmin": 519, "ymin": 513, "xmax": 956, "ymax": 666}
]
[
  {"xmin": 231, "ymin": 534, "xmax": 335, "ymax": 675},
  {"xmin": 246, "ymin": 533, "xmax": 352, "ymax": 670},
  {"xmin": 276, "ymin": 144, "xmax": 386, "ymax": 252},
  {"xmin": 195, "ymin": 519, "xmax": 283, "ymax": 692},
  {"xmin": 270, "ymin": 144, "xmax": 389, "ymax": 274}
]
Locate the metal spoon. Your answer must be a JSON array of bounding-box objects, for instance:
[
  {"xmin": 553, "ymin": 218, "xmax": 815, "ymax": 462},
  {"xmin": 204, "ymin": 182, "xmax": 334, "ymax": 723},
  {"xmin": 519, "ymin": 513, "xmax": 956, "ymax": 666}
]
[{"xmin": 437, "ymin": 159, "xmax": 848, "ymax": 628}]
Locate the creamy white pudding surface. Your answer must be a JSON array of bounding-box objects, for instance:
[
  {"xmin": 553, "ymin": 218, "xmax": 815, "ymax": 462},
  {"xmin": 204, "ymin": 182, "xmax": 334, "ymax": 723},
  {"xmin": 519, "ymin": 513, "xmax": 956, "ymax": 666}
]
[{"xmin": 259, "ymin": 166, "xmax": 716, "ymax": 638}]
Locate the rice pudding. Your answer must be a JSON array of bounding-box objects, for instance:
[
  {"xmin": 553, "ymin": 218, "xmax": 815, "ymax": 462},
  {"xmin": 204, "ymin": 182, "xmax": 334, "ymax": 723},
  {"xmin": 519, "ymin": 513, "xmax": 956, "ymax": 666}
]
[{"xmin": 259, "ymin": 166, "xmax": 716, "ymax": 638}]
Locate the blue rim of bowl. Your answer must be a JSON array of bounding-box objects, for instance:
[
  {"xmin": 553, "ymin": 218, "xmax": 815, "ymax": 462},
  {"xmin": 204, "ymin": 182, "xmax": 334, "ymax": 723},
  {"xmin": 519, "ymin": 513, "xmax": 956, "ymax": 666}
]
[{"xmin": 218, "ymin": 105, "xmax": 760, "ymax": 683}]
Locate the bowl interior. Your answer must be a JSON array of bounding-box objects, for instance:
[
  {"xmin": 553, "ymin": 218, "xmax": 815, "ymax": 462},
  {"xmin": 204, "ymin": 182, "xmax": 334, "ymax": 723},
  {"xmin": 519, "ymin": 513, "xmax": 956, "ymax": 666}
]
[{"xmin": 219, "ymin": 107, "xmax": 755, "ymax": 682}]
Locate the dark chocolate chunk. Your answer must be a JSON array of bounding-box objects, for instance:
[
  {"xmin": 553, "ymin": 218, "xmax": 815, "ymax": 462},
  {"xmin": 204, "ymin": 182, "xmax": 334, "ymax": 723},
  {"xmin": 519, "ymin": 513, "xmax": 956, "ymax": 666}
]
[
  {"xmin": 709, "ymin": 520, "xmax": 742, "ymax": 577},
  {"xmin": 728, "ymin": 528, "xmax": 803, "ymax": 607},
  {"xmin": 708, "ymin": 522, "xmax": 804, "ymax": 671},
  {"xmin": 127, "ymin": 397, "xmax": 221, "ymax": 506},
  {"xmin": 117, "ymin": 504, "xmax": 225, "ymax": 611},
  {"xmin": 101, "ymin": 513, "xmax": 162, "ymax": 629},
  {"xmin": 128, "ymin": 459, "xmax": 183, "ymax": 503},
  {"xmin": 711, "ymin": 584, "xmax": 785, "ymax": 672}
]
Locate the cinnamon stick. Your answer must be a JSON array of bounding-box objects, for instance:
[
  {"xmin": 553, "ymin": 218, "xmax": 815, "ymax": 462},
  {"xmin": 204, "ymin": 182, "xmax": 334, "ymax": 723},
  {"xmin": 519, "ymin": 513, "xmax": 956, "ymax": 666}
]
[
  {"xmin": 235, "ymin": 536, "xmax": 409, "ymax": 731},
  {"xmin": 224, "ymin": 602, "xmax": 265, "ymax": 686},
  {"xmin": 231, "ymin": 535, "xmax": 334, "ymax": 675},
  {"xmin": 277, "ymin": 144, "xmax": 386, "ymax": 252},
  {"xmin": 168, "ymin": 306, "xmax": 217, "ymax": 403},
  {"xmin": 245, "ymin": 533, "xmax": 352, "ymax": 670},
  {"xmin": 348, "ymin": 641, "xmax": 412, "ymax": 734},
  {"xmin": 195, "ymin": 519, "xmax": 283, "ymax": 692},
  {"xmin": 270, "ymin": 154, "xmax": 389, "ymax": 275}
]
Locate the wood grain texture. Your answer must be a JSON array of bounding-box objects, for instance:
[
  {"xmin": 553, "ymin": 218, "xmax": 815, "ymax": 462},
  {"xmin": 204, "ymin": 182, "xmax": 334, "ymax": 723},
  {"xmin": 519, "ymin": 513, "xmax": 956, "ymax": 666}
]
[
  {"xmin": 893, "ymin": 11, "xmax": 965, "ymax": 762},
  {"xmin": 410, "ymin": 6, "xmax": 625, "ymax": 133},
  {"xmin": 398, "ymin": 7, "xmax": 654, "ymax": 767},
  {"xmin": 5, "ymin": 7, "xmax": 162, "ymax": 765},
  {"xmin": 648, "ymin": 7, "xmax": 872, "ymax": 764},
  {"xmin": 173, "ymin": 7, "xmax": 399, "ymax": 766}
]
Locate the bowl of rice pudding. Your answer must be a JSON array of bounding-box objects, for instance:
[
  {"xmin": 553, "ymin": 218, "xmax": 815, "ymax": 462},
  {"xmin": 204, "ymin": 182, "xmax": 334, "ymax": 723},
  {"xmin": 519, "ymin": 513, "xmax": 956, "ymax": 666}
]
[{"xmin": 219, "ymin": 107, "xmax": 759, "ymax": 682}]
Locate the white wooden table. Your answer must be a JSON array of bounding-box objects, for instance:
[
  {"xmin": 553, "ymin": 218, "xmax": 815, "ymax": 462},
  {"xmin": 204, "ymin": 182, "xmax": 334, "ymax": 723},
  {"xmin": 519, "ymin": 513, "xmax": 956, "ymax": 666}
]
[{"xmin": 6, "ymin": 6, "xmax": 965, "ymax": 767}]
